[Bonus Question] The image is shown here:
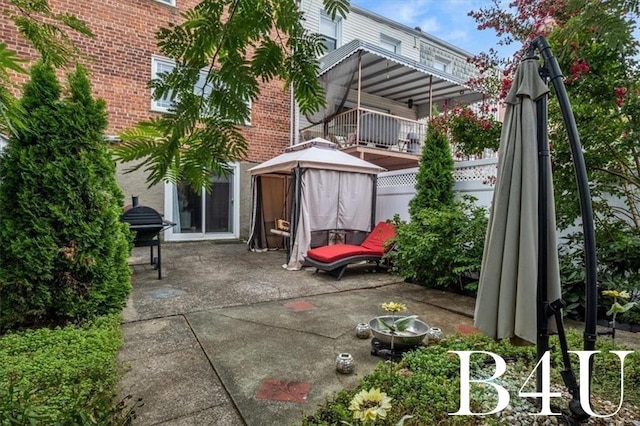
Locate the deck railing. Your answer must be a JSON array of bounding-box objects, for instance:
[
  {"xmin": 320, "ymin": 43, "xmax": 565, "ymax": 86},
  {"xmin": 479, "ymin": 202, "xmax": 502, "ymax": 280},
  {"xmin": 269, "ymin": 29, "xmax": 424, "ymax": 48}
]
[
  {"xmin": 299, "ymin": 107, "xmax": 498, "ymax": 159},
  {"xmin": 300, "ymin": 108, "xmax": 427, "ymax": 154}
]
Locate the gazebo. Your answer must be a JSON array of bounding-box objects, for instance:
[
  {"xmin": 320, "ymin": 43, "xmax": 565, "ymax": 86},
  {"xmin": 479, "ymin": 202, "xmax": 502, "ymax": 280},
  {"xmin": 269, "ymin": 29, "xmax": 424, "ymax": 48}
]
[{"xmin": 247, "ymin": 138, "xmax": 384, "ymax": 270}]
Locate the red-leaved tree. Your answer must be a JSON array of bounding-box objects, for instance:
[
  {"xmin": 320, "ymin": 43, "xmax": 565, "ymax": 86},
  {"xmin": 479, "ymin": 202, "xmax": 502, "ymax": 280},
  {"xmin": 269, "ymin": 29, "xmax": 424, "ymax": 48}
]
[{"xmin": 469, "ymin": 0, "xmax": 640, "ymax": 320}]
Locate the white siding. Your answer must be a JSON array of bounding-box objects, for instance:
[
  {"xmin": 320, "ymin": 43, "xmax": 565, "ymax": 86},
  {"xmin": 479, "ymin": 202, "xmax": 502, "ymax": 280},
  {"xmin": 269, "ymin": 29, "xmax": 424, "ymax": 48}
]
[
  {"xmin": 345, "ymin": 17, "xmax": 421, "ymax": 61},
  {"xmin": 299, "ymin": 0, "xmax": 474, "ymax": 77},
  {"xmin": 300, "ymin": 0, "xmax": 421, "ymax": 61}
]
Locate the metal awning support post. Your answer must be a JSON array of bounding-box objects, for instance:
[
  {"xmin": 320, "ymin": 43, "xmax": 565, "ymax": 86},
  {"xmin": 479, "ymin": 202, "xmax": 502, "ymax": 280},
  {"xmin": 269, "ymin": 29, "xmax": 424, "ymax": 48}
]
[
  {"xmin": 356, "ymin": 55, "xmax": 362, "ymax": 142},
  {"xmin": 428, "ymin": 75, "xmax": 433, "ymax": 117},
  {"xmin": 529, "ymin": 35, "xmax": 598, "ymax": 421},
  {"xmin": 288, "ymin": 167, "xmax": 303, "ymax": 266}
]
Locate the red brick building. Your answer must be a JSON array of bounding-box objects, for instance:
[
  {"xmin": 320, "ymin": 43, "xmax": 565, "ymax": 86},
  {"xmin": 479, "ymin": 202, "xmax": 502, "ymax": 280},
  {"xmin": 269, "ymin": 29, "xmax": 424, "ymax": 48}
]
[{"xmin": 1, "ymin": 0, "xmax": 293, "ymax": 241}]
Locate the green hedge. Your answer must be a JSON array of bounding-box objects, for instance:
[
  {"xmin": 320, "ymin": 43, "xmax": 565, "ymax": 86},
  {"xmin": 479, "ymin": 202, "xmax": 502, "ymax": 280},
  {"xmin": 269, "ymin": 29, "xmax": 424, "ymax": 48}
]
[
  {"xmin": 390, "ymin": 198, "xmax": 488, "ymax": 290},
  {"xmin": 0, "ymin": 315, "xmax": 128, "ymax": 424}
]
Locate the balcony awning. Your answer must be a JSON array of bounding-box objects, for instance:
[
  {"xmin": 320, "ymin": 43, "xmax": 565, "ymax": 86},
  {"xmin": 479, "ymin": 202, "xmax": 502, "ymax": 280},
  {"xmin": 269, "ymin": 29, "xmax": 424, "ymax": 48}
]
[{"xmin": 319, "ymin": 40, "xmax": 485, "ymax": 113}]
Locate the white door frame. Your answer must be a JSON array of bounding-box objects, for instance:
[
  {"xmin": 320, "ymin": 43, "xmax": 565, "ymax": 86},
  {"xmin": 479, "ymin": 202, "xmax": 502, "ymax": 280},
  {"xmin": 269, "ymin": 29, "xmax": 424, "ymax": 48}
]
[{"xmin": 163, "ymin": 163, "xmax": 240, "ymax": 241}]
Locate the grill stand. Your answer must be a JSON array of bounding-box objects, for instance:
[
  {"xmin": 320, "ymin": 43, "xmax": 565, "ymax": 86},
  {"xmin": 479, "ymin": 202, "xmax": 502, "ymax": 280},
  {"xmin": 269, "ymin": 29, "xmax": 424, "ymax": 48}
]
[
  {"xmin": 128, "ymin": 223, "xmax": 174, "ymax": 280},
  {"xmin": 132, "ymin": 231, "xmax": 162, "ymax": 279},
  {"xmin": 122, "ymin": 197, "xmax": 175, "ymax": 280}
]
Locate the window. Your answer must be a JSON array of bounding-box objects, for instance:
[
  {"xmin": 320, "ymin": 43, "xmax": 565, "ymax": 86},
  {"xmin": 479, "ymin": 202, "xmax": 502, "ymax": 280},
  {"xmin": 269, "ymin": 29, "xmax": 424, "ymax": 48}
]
[
  {"xmin": 319, "ymin": 12, "xmax": 340, "ymax": 52},
  {"xmin": 153, "ymin": 0, "xmax": 175, "ymax": 6},
  {"xmin": 380, "ymin": 34, "xmax": 401, "ymax": 54},
  {"xmin": 151, "ymin": 56, "xmax": 251, "ymax": 125},
  {"xmin": 151, "ymin": 56, "xmax": 177, "ymax": 112},
  {"xmin": 433, "ymin": 57, "xmax": 450, "ymax": 73}
]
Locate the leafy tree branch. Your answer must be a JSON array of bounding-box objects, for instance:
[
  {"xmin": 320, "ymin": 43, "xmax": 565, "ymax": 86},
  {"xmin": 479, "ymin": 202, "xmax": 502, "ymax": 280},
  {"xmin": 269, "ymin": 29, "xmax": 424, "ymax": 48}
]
[
  {"xmin": 0, "ymin": 0, "xmax": 93, "ymax": 134},
  {"xmin": 113, "ymin": 0, "xmax": 350, "ymax": 191}
]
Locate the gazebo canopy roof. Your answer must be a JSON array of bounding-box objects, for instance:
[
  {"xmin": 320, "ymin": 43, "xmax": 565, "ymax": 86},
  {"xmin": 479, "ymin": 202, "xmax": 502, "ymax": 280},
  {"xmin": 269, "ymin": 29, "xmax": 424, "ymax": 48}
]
[{"xmin": 249, "ymin": 138, "xmax": 386, "ymax": 175}]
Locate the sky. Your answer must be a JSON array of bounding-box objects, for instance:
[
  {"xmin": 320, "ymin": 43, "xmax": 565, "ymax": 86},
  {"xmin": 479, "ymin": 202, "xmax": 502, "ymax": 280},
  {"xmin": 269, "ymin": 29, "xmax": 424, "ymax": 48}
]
[
  {"xmin": 350, "ymin": 0, "xmax": 514, "ymax": 57},
  {"xmin": 350, "ymin": 0, "xmax": 640, "ymax": 60}
]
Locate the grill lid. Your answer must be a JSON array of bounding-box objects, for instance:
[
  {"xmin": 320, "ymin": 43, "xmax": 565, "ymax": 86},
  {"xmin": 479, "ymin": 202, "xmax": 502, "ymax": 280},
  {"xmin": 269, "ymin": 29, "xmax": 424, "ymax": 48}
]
[{"xmin": 122, "ymin": 205, "xmax": 164, "ymax": 226}]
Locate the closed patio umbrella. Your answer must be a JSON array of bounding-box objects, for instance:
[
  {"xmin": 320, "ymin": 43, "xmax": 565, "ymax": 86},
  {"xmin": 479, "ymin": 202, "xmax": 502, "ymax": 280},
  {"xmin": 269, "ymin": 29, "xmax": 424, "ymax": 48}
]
[
  {"xmin": 474, "ymin": 37, "xmax": 598, "ymax": 420},
  {"xmin": 474, "ymin": 57, "xmax": 561, "ymax": 344}
]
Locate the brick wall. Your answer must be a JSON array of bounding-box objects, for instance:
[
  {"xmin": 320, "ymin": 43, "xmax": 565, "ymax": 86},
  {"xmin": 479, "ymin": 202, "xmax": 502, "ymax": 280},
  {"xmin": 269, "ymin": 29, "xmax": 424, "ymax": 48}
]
[{"xmin": 1, "ymin": 0, "xmax": 292, "ymax": 163}]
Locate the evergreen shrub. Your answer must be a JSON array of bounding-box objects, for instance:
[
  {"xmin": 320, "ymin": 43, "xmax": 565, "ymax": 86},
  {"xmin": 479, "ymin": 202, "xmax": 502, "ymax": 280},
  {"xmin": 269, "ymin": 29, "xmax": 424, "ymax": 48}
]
[
  {"xmin": 0, "ymin": 62, "xmax": 131, "ymax": 331},
  {"xmin": 393, "ymin": 123, "xmax": 488, "ymax": 290},
  {"xmin": 391, "ymin": 198, "xmax": 488, "ymax": 289},
  {"xmin": 408, "ymin": 127, "xmax": 454, "ymax": 219}
]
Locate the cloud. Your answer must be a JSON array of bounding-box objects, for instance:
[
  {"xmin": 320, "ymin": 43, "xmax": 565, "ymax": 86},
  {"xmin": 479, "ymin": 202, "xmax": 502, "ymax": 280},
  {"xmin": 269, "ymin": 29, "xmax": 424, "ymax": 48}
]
[
  {"xmin": 418, "ymin": 17, "xmax": 441, "ymax": 33},
  {"xmin": 441, "ymin": 29, "xmax": 470, "ymax": 44}
]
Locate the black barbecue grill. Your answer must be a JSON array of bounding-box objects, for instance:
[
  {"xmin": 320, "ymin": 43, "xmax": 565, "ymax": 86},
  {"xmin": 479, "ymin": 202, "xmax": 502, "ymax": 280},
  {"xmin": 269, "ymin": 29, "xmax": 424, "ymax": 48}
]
[{"xmin": 122, "ymin": 197, "xmax": 175, "ymax": 279}]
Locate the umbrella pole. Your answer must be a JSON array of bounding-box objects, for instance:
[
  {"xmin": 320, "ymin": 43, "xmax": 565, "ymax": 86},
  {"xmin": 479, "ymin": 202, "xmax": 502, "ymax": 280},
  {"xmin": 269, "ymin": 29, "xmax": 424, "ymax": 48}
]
[
  {"xmin": 534, "ymin": 68, "xmax": 550, "ymax": 398},
  {"xmin": 535, "ymin": 78, "xmax": 586, "ymax": 420},
  {"xmin": 532, "ymin": 36, "xmax": 598, "ymax": 420}
]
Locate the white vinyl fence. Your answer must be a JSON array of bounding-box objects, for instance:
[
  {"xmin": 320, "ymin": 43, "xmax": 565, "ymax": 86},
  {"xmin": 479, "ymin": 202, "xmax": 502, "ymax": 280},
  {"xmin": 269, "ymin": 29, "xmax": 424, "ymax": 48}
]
[{"xmin": 376, "ymin": 158, "xmax": 498, "ymax": 222}]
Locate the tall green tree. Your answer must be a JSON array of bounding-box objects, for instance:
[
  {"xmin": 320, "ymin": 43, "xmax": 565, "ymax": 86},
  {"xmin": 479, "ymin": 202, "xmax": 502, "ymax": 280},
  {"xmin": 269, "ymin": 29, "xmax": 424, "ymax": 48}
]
[
  {"xmin": 408, "ymin": 124, "xmax": 455, "ymax": 219},
  {"xmin": 469, "ymin": 0, "xmax": 640, "ymax": 228},
  {"xmin": 468, "ymin": 0, "xmax": 640, "ymax": 316},
  {"xmin": 393, "ymin": 120, "xmax": 488, "ymax": 289},
  {"xmin": 114, "ymin": 0, "xmax": 350, "ymax": 191},
  {"xmin": 0, "ymin": 62, "xmax": 131, "ymax": 331}
]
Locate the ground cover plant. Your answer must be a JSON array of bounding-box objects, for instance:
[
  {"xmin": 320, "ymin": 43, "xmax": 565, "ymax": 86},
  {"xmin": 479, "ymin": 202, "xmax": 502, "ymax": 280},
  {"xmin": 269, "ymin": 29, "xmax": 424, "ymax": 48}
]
[
  {"xmin": 0, "ymin": 314, "xmax": 139, "ymax": 425},
  {"xmin": 303, "ymin": 330, "xmax": 640, "ymax": 425}
]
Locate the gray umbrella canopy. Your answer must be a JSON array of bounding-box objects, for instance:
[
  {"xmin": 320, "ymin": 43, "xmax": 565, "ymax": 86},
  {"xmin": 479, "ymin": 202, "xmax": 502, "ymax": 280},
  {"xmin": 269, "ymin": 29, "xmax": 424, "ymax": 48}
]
[{"xmin": 474, "ymin": 59, "xmax": 561, "ymax": 344}]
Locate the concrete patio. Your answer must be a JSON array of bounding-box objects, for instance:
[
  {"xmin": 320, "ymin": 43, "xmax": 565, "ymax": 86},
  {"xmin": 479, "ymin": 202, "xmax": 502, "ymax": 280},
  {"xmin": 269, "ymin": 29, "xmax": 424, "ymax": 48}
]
[
  {"xmin": 117, "ymin": 241, "xmax": 480, "ymax": 425},
  {"xmin": 117, "ymin": 241, "xmax": 639, "ymax": 425}
]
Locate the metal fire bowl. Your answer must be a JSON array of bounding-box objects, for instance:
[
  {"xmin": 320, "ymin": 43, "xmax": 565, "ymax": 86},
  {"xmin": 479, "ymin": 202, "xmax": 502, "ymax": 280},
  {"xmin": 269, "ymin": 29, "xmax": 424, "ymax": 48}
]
[{"xmin": 368, "ymin": 316, "xmax": 430, "ymax": 349}]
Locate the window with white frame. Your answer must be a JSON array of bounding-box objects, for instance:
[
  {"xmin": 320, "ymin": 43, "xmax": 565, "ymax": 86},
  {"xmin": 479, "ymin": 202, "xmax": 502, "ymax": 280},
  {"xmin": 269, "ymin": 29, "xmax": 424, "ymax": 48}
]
[
  {"xmin": 433, "ymin": 57, "xmax": 450, "ymax": 73},
  {"xmin": 151, "ymin": 57, "xmax": 177, "ymax": 111},
  {"xmin": 319, "ymin": 12, "xmax": 340, "ymax": 52},
  {"xmin": 380, "ymin": 34, "xmax": 401, "ymax": 54},
  {"xmin": 151, "ymin": 56, "xmax": 251, "ymax": 125},
  {"xmin": 153, "ymin": 0, "xmax": 175, "ymax": 6}
]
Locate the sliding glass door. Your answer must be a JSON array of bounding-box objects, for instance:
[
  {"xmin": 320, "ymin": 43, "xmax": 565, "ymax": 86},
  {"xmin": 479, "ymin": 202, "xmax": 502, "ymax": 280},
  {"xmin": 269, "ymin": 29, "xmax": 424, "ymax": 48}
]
[{"xmin": 164, "ymin": 164, "xmax": 239, "ymax": 240}]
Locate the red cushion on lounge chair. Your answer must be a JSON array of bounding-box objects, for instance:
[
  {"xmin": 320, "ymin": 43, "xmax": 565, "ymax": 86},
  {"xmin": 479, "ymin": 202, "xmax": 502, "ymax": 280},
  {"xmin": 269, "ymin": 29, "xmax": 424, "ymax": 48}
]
[
  {"xmin": 306, "ymin": 244, "xmax": 379, "ymax": 263},
  {"xmin": 360, "ymin": 222, "xmax": 396, "ymax": 252}
]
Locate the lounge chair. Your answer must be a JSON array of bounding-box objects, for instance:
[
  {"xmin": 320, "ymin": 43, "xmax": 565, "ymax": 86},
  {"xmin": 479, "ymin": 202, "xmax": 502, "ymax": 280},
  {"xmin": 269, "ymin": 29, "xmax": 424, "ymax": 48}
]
[{"xmin": 304, "ymin": 222, "xmax": 396, "ymax": 280}]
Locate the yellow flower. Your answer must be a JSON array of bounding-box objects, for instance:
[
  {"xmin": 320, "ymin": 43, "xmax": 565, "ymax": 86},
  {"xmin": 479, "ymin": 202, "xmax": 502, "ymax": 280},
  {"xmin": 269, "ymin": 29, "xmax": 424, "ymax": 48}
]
[
  {"xmin": 381, "ymin": 302, "xmax": 407, "ymax": 313},
  {"xmin": 602, "ymin": 290, "xmax": 631, "ymax": 299},
  {"xmin": 349, "ymin": 388, "xmax": 392, "ymax": 422}
]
